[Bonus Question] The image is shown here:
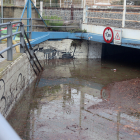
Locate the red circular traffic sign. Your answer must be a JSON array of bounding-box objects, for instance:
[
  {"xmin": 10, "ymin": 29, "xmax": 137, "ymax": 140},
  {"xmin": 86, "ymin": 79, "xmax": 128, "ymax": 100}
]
[{"xmin": 103, "ymin": 27, "xmax": 113, "ymax": 43}]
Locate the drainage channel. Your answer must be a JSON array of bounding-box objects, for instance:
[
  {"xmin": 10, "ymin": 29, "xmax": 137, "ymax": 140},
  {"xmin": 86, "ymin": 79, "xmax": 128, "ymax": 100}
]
[{"xmin": 7, "ymin": 58, "xmax": 140, "ymax": 140}]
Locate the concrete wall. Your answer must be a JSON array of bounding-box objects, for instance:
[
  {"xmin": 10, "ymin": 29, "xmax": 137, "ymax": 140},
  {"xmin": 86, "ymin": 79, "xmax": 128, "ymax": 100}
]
[
  {"xmin": 35, "ymin": 39, "xmax": 103, "ymax": 59},
  {"xmin": 88, "ymin": 41, "xmax": 102, "ymax": 58},
  {"xmin": 36, "ymin": 39, "xmax": 89, "ymax": 59},
  {"xmin": 0, "ymin": 53, "xmax": 36, "ymax": 118},
  {"xmin": 0, "ymin": 6, "xmax": 39, "ymax": 25},
  {"xmin": 7, "ymin": 80, "xmax": 37, "ymax": 138}
]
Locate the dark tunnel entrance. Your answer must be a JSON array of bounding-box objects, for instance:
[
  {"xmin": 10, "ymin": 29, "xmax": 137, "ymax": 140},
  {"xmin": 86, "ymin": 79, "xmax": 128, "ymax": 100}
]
[{"xmin": 102, "ymin": 43, "xmax": 140, "ymax": 65}]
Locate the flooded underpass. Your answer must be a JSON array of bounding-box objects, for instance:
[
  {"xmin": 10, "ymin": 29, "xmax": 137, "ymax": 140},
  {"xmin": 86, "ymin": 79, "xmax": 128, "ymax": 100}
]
[{"xmin": 7, "ymin": 58, "xmax": 140, "ymax": 140}]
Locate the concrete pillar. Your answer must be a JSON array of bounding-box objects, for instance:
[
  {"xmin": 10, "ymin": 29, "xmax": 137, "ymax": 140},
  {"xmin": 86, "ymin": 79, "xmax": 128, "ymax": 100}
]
[{"xmin": 88, "ymin": 41, "xmax": 102, "ymax": 59}]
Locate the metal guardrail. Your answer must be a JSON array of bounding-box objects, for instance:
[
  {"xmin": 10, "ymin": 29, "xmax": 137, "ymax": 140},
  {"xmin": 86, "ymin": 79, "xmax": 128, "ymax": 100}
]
[
  {"xmin": 0, "ymin": 18, "xmax": 79, "ymax": 29},
  {"xmin": 23, "ymin": 30, "xmax": 43, "ymax": 75},
  {"xmin": 0, "ymin": 20, "xmax": 43, "ymax": 76},
  {"xmin": 0, "ymin": 18, "xmax": 32, "ymax": 39},
  {"xmin": 0, "ymin": 17, "xmax": 79, "ymax": 61},
  {"xmin": 0, "ymin": 21, "xmax": 24, "ymax": 61},
  {"xmin": 36, "ymin": 2, "xmax": 82, "ymax": 8}
]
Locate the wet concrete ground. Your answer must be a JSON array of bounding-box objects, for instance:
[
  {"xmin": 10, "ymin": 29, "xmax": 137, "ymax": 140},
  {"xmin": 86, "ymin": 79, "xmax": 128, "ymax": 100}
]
[{"xmin": 7, "ymin": 59, "xmax": 140, "ymax": 140}]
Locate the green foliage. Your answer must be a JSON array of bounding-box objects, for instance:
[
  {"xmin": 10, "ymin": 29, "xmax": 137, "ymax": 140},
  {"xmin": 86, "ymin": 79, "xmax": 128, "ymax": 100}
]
[
  {"xmin": 71, "ymin": 40, "xmax": 83, "ymax": 47},
  {"xmin": 43, "ymin": 15, "xmax": 64, "ymax": 31}
]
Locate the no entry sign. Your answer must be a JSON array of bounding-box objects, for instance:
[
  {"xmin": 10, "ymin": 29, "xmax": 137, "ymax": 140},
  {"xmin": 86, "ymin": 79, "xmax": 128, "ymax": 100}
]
[{"xmin": 103, "ymin": 27, "xmax": 113, "ymax": 43}]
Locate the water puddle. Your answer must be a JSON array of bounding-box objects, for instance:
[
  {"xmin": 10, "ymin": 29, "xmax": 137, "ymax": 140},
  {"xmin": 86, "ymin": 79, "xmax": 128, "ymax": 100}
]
[{"xmin": 7, "ymin": 59, "xmax": 140, "ymax": 140}]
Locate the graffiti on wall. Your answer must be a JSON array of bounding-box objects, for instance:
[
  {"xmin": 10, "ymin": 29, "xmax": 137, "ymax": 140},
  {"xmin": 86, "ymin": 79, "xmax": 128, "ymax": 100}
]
[{"xmin": 0, "ymin": 73, "xmax": 26, "ymax": 116}]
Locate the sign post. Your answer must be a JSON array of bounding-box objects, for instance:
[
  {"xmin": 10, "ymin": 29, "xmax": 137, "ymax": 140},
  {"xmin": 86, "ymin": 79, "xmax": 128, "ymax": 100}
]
[
  {"xmin": 103, "ymin": 27, "xmax": 113, "ymax": 43},
  {"xmin": 114, "ymin": 28, "xmax": 122, "ymax": 45}
]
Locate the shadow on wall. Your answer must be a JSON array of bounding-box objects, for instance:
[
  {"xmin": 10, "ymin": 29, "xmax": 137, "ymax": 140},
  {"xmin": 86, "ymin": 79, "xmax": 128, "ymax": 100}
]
[{"xmin": 102, "ymin": 43, "xmax": 140, "ymax": 64}]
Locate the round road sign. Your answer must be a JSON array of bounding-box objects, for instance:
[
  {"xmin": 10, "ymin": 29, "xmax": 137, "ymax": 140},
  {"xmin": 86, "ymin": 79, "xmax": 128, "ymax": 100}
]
[{"xmin": 103, "ymin": 27, "xmax": 113, "ymax": 43}]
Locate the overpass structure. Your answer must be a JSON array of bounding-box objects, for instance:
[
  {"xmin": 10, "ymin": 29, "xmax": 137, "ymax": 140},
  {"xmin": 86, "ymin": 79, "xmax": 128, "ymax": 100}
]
[{"xmin": 31, "ymin": 0, "xmax": 140, "ymax": 49}]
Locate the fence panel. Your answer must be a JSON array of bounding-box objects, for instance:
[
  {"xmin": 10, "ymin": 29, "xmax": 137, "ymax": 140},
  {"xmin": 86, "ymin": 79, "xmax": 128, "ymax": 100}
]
[
  {"xmin": 86, "ymin": 0, "xmax": 140, "ymax": 28},
  {"xmin": 42, "ymin": 7, "xmax": 83, "ymax": 25}
]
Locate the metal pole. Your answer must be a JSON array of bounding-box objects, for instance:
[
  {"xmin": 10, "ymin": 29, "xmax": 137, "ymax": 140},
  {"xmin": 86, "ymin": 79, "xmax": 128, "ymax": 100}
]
[
  {"xmin": 1, "ymin": 0, "xmax": 3, "ymax": 23},
  {"xmin": 34, "ymin": 0, "xmax": 36, "ymax": 6},
  {"xmin": 20, "ymin": 23, "xmax": 25, "ymax": 53},
  {"xmin": 85, "ymin": 5, "xmax": 88, "ymax": 24},
  {"xmin": 29, "ymin": 18, "xmax": 32, "ymax": 39},
  {"xmin": 25, "ymin": 0, "xmax": 27, "ymax": 5},
  {"xmin": 122, "ymin": 0, "xmax": 126, "ymax": 28},
  {"xmin": 0, "ymin": 114, "xmax": 21, "ymax": 140},
  {"xmin": 81, "ymin": 0, "xmax": 83, "ymax": 8},
  {"xmin": 7, "ymin": 22, "xmax": 13, "ymax": 61},
  {"xmin": 83, "ymin": 0, "xmax": 88, "ymax": 24},
  {"xmin": 50, "ymin": 0, "xmax": 51, "ymax": 7},
  {"xmin": 83, "ymin": 0, "xmax": 86, "ymax": 23},
  {"xmin": 30, "ymin": 0, "xmax": 47, "ymax": 27},
  {"xmin": 60, "ymin": 0, "xmax": 61, "ymax": 7},
  {"xmin": 27, "ymin": 0, "xmax": 32, "ymax": 38},
  {"xmin": 40, "ymin": 1, "xmax": 43, "ymax": 17},
  {"xmin": 71, "ymin": 5, "xmax": 73, "ymax": 20},
  {"xmin": 0, "ymin": 18, "xmax": 1, "ymax": 43},
  {"xmin": 13, "ymin": 0, "xmax": 29, "ymax": 40},
  {"xmin": 30, "ymin": 49, "xmax": 34, "ymax": 65}
]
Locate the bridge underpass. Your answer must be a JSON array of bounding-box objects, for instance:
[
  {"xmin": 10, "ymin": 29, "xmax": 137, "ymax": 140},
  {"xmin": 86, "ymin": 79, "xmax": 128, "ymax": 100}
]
[{"xmin": 0, "ymin": 0, "xmax": 140, "ymax": 140}]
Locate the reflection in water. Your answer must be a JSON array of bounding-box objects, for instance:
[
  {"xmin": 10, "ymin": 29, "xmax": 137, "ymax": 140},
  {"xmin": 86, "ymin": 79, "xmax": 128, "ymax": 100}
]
[{"xmin": 7, "ymin": 59, "xmax": 140, "ymax": 140}]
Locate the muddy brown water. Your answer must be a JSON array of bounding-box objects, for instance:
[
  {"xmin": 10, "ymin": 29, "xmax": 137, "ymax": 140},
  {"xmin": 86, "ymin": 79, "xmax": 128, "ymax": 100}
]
[{"xmin": 7, "ymin": 58, "xmax": 140, "ymax": 140}]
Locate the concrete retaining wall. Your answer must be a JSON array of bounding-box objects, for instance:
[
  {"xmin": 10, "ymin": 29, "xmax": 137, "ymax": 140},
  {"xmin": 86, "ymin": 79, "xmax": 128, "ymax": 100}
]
[
  {"xmin": 0, "ymin": 6, "xmax": 39, "ymax": 26},
  {"xmin": 88, "ymin": 41, "xmax": 102, "ymax": 59},
  {"xmin": 35, "ymin": 39, "xmax": 88, "ymax": 59},
  {"xmin": 0, "ymin": 53, "xmax": 36, "ymax": 118},
  {"xmin": 0, "ymin": 39, "xmax": 103, "ymax": 118},
  {"xmin": 35, "ymin": 39, "xmax": 102, "ymax": 59}
]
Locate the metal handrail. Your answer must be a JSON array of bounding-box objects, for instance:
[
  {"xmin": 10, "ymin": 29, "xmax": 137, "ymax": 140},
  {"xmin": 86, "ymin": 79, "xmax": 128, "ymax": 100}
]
[
  {"xmin": 0, "ymin": 21, "xmax": 24, "ymax": 61},
  {"xmin": 32, "ymin": 25, "xmax": 79, "ymax": 27},
  {"xmin": 12, "ymin": 43, "xmax": 21, "ymax": 48},
  {"xmin": 0, "ymin": 21, "xmax": 22, "ymax": 26},
  {"xmin": 12, "ymin": 31, "xmax": 22, "ymax": 36},
  {"xmin": 23, "ymin": 30, "xmax": 43, "ymax": 75},
  {"xmin": 1, "ymin": 18, "xmax": 31, "ymax": 20},
  {"xmin": 0, "ymin": 47, "xmax": 11, "ymax": 54},
  {"xmin": 0, "ymin": 35, "xmax": 10, "ymax": 41},
  {"xmin": 0, "ymin": 18, "xmax": 80, "ymax": 31}
]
